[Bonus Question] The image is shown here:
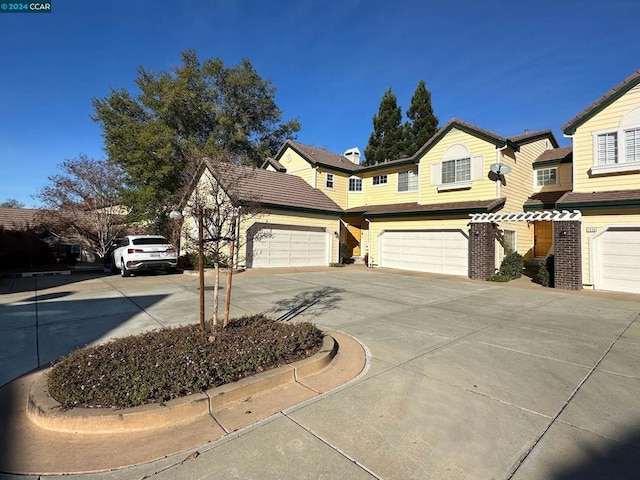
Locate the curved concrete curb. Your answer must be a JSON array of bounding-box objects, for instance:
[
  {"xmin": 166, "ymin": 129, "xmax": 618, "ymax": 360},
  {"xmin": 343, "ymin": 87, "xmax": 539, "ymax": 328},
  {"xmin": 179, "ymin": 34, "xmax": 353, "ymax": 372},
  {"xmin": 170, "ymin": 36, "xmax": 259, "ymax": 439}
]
[{"xmin": 27, "ymin": 334, "xmax": 337, "ymax": 434}]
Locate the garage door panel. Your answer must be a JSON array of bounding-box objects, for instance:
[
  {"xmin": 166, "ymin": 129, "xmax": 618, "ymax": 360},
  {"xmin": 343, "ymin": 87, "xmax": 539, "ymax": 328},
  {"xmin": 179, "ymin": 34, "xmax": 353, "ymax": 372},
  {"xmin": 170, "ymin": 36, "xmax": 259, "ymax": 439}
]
[
  {"xmin": 381, "ymin": 230, "xmax": 469, "ymax": 276},
  {"xmin": 595, "ymin": 228, "xmax": 640, "ymax": 294},
  {"xmin": 249, "ymin": 225, "xmax": 328, "ymax": 268}
]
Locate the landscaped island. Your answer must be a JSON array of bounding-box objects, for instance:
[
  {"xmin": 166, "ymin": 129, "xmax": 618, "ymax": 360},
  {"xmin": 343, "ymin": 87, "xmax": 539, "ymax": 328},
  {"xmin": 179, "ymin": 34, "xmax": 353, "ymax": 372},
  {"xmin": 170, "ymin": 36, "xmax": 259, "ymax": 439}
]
[{"xmin": 48, "ymin": 314, "xmax": 323, "ymax": 409}]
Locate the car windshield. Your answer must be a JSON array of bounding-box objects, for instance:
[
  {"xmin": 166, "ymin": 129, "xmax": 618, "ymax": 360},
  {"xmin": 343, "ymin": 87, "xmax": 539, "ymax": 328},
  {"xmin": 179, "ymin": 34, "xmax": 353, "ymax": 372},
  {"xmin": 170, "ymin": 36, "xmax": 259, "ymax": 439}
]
[{"xmin": 132, "ymin": 237, "xmax": 169, "ymax": 246}]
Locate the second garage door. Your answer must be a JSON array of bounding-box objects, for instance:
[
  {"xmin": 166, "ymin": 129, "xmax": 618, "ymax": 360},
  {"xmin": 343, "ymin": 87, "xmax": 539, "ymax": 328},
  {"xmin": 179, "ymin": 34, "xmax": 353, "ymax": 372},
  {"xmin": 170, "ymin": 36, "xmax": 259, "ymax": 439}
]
[
  {"xmin": 248, "ymin": 225, "xmax": 328, "ymax": 268},
  {"xmin": 593, "ymin": 227, "xmax": 640, "ymax": 294},
  {"xmin": 380, "ymin": 229, "xmax": 469, "ymax": 276}
]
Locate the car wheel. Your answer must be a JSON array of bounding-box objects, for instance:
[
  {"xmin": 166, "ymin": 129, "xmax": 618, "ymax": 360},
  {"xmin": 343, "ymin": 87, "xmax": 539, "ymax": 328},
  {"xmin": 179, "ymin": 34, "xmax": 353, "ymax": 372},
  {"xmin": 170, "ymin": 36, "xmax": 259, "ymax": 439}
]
[{"xmin": 121, "ymin": 261, "xmax": 131, "ymax": 277}]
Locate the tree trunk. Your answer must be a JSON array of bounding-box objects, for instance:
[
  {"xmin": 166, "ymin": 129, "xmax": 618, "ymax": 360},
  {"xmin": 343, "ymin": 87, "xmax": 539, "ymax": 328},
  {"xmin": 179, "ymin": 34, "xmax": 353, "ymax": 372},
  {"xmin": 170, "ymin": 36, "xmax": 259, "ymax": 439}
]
[
  {"xmin": 223, "ymin": 224, "xmax": 236, "ymax": 328},
  {"xmin": 212, "ymin": 262, "xmax": 220, "ymax": 330}
]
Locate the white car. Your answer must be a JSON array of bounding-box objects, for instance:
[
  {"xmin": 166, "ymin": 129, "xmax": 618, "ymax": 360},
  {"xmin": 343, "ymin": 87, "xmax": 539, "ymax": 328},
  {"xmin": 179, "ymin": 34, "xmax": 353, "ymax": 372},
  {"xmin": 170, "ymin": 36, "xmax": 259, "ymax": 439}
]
[{"xmin": 112, "ymin": 235, "xmax": 178, "ymax": 277}]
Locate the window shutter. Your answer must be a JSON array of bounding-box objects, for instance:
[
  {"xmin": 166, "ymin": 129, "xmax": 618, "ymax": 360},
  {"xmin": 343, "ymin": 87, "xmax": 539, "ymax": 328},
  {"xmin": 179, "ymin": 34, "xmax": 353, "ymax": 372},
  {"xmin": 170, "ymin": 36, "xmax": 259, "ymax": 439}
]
[
  {"xmin": 430, "ymin": 163, "xmax": 441, "ymax": 186},
  {"xmin": 471, "ymin": 156, "xmax": 484, "ymax": 181}
]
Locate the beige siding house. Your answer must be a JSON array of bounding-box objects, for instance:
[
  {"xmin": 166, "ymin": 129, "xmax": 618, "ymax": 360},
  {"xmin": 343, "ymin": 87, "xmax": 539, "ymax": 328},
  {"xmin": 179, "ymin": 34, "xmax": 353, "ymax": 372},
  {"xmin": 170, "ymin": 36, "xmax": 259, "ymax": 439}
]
[
  {"xmin": 182, "ymin": 69, "xmax": 639, "ymax": 295},
  {"xmin": 558, "ymin": 70, "xmax": 640, "ymax": 293}
]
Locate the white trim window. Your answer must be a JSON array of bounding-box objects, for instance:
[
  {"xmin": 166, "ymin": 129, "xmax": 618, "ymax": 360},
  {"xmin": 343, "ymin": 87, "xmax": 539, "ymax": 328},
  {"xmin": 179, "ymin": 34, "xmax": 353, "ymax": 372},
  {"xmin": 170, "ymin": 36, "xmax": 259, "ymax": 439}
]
[
  {"xmin": 398, "ymin": 168, "xmax": 418, "ymax": 192},
  {"xmin": 325, "ymin": 173, "xmax": 334, "ymax": 189},
  {"xmin": 592, "ymin": 105, "xmax": 640, "ymax": 173},
  {"xmin": 502, "ymin": 229, "xmax": 517, "ymax": 255},
  {"xmin": 372, "ymin": 174, "xmax": 388, "ymax": 186},
  {"xmin": 625, "ymin": 128, "xmax": 640, "ymax": 163},
  {"xmin": 536, "ymin": 167, "xmax": 558, "ymax": 186},
  {"xmin": 348, "ymin": 176, "xmax": 362, "ymax": 192},
  {"xmin": 596, "ymin": 132, "xmax": 619, "ymax": 165},
  {"xmin": 442, "ymin": 157, "xmax": 471, "ymax": 184}
]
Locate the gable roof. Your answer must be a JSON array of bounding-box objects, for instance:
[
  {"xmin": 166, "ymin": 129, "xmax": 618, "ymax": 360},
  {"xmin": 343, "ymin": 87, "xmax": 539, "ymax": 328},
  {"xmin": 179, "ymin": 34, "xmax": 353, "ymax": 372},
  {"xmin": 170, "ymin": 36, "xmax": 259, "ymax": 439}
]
[
  {"xmin": 275, "ymin": 140, "xmax": 363, "ymax": 174},
  {"xmin": 562, "ymin": 70, "xmax": 640, "ymax": 135},
  {"xmin": 510, "ymin": 129, "xmax": 559, "ymax": 148},
  {"xmin": 260, "ymin": 157, "xmax": 286, "ymax": 172},
  {"xmin": 411, "ymin": 119, "xmax": 520, "ymax": 161},
  {"xmin": 202, "ymin": 159, "xmax": 342, "ymax": 215}
]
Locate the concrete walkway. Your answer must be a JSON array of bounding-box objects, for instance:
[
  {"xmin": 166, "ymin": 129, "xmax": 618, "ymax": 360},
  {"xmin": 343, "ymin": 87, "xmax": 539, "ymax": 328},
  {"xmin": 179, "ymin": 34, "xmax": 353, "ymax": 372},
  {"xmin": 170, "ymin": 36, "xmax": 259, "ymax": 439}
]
[{"xmin": 1, "ymin": 267, "xmax": 640, "ymax": 479}]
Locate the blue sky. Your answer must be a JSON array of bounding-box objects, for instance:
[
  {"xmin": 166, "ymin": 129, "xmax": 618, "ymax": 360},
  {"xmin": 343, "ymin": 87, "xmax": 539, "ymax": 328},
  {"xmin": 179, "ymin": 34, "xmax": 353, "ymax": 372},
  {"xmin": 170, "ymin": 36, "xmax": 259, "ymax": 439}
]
[{"xmin": 1, "ymin": 0, "xmax": 638, "ymax": 207}]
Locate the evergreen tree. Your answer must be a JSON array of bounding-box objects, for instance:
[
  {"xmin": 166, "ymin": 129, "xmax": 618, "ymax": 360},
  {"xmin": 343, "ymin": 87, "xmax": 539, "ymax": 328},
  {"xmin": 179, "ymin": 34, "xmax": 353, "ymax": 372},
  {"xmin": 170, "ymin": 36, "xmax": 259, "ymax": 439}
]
[
  {"xmin": 92, "ymin": 49, "xmax": 300, "ymax": 231},
  {"xmin": 405, "ymin": 79, "xmax": 438, "ymax": 155},
  {"xmin": 364, "ymin": 88, "xmax": 407, "ymax": 165}
]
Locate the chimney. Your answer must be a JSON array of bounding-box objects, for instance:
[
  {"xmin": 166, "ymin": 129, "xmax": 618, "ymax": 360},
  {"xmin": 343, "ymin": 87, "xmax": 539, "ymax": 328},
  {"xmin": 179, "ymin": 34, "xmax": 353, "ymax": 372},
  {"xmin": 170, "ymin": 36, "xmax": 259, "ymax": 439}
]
[{"xmin": 343, "ymin": 147, "xmax": 361, "ymax": 165}]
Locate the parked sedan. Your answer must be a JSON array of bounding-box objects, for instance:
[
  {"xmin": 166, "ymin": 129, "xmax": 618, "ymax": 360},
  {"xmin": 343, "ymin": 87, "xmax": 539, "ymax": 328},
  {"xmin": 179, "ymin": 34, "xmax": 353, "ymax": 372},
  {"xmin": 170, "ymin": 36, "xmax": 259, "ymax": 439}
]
[{"xmin": 112, "ymin": 235, "xmax": 178, "ymax": 277}]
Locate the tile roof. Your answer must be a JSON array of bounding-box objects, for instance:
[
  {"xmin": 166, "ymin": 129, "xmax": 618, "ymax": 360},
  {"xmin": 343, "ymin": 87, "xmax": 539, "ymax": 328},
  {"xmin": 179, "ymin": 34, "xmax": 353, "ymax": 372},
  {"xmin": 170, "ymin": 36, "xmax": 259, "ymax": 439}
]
[
  {"xmin": 203, "ymin": 160, "xmax": 343, "ymax": 214},
  {"xmin": 0, "ymin": 207, "xmax": 42, "ymax": 230},
  {"xmin": 277, "ymin": 140, "xmax": 364, "ymax": 173},
  {"xmin": 562, "ymin": 70, "xmax": 640, "ymax": 135},
  {"xmin": 523, "ymin": 190, "xmax": 571, "ymax": 210},
  {"xmin": 510, "ymin": 129, "xmax": 559, "ymax": 147},
  {"xmin": 411, "ymin": 119, "xmax": 517, "ymax": 160},
  {"xmin": 556, "ymin": 189, "xmax": 640, "ymax": 208},
  {"xmin": 261, "ymin": 157, "xmax": 286, "ymax": 172},
  {"xmin": 533, "ymin": 147, "xmax": 573, "ymax": 164},
  {"xmin": 344, "ymin": 198, "xmax": 506, "ymax": 217}
]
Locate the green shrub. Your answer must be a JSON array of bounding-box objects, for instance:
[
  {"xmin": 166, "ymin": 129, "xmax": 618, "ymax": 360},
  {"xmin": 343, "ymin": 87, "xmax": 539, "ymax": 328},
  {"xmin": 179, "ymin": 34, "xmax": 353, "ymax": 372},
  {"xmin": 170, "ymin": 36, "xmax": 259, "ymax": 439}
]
[
  {"xmin": 536, "ymin": 255, "xmax": 554, "ymax": 287},
  {"xmin": 498, "ymin": 252, "xmax": 525, "ymax": 280},
  {"xmin": 47, "ymin": 314, "xmax": 323, "ymax": 409},
  {"xmin": 489, "ymin": 273, "xmax": 511, "ymax": 282}
]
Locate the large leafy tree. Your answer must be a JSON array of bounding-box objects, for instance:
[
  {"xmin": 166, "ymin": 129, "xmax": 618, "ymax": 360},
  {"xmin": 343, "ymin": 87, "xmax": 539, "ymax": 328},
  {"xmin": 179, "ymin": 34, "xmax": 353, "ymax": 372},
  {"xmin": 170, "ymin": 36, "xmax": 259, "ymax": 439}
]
[
  {"xmin": 405, "ymin": 79, "xmax": 438, "ymax": 155},
  {"xmin": 364, "ymin": 88, "xmax": 407, "ymax": 165},
  {"xmin": 92, "ymin": 49, "xmax": 300, "ymax": 230}
]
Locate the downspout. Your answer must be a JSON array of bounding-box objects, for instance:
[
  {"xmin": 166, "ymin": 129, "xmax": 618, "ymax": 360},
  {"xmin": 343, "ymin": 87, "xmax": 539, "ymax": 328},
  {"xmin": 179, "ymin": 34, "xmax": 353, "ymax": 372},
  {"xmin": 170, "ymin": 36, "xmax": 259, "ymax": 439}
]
[
  {"xmin": 563, "ymin": 133, "xmax": 575, "ymax": 194},
  {"xmin": 496, "ymin": 144, "xmax": 508, "ymax": 199},
  {"xmin": 365, "ymin": 217, "xmax": 372, "ymax": 267}
]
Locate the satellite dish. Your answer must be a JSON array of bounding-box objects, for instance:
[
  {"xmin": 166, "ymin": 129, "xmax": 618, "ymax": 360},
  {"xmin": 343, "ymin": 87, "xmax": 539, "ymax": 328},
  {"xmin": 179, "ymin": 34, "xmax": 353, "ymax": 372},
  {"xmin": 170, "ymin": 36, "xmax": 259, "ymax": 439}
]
[
  {"xmin": 488, "ymin": 163, "xmax": 511, "ymax": 186},
  {"xmin": 489, "ymin": 163, "xmax": 511, "ymax": 175}
]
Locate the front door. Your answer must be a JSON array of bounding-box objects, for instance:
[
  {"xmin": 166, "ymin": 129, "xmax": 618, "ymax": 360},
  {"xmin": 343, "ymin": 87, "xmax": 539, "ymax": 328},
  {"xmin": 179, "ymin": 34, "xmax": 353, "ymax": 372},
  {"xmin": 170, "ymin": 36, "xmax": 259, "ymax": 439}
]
[
  {"xmin": 347, "ymin": 224, "xmax": 362, "ymax": 256},
  {"xmin": 534, "ymin": 222, "xmax": 552, "ymax": 257}
]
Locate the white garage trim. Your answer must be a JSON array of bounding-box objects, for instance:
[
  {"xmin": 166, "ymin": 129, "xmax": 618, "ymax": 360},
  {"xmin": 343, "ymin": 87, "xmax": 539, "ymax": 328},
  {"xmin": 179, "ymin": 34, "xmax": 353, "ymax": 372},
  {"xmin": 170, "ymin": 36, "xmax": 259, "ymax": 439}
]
[
  {"xmin": 590, "ymin": 226, "xmax": 640, "ymax": 294},
  {"xmin": 378, "ymin": 229, "xmax": 469, "ymax": 276},
  {"xmin": 246, "ymin": 223, "xmax": 330, "ymax": 268}
]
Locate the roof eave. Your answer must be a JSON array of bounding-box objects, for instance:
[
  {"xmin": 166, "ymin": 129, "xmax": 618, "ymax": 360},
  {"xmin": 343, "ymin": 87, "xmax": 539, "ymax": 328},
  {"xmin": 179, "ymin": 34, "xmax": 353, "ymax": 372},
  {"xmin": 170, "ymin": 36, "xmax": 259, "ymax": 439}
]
[{"xmin": 562, "ymin": 71, "xmax": 640, "ymax": 135}]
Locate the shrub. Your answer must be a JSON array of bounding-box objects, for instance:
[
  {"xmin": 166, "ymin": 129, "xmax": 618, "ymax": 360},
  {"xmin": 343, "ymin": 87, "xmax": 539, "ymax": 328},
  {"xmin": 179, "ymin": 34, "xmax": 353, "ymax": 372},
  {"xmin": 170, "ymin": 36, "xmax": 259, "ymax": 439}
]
[
  {"xmin": 537, "ymin": 255, "xmax": 555, "ymax": 287},
  {"xmin": 489, "ymin": 273, "xmax": 511, "ymax": 282},
  {"xmin": 498, "ymin": 252, "xmax": 525, "ymax": 280},
  {"xmin": 47, "ymin": 314, "xmax": 323, "ymax": 409}
]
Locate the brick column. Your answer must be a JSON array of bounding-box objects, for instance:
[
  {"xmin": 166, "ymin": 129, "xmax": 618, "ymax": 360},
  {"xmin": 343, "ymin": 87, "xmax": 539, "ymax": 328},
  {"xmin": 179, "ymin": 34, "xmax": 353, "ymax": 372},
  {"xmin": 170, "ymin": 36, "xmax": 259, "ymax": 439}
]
[
  {"xmin": 553, "ymin": 220, "xmax": 582, "ymax": 290},
  {"xmin": 469, "ymin": 222, "xmax": 496, "ymax": 280}
]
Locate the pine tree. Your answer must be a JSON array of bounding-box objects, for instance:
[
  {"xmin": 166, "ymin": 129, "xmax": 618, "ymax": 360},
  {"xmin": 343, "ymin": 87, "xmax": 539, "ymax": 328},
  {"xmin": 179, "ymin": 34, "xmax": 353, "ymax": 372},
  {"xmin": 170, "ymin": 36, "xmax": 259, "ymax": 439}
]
[
  {"xmin": 405, "ymin": 79, "xmax": 438, "ymax": 155},
  {"xmin": 364, "ymin": 88, "xmax": 407, "ymax": 165}
]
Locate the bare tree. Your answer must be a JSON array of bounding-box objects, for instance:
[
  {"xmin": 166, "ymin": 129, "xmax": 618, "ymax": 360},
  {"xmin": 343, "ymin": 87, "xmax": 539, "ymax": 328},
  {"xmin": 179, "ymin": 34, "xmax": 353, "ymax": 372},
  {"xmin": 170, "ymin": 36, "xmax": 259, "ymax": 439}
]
[
  {"xmin": 178, "ymin": 152, "xmax": 264, "ymax": 331},
  {"xmin": 36, "ymin": 155, "xmax": 126, "ymax": 259}
]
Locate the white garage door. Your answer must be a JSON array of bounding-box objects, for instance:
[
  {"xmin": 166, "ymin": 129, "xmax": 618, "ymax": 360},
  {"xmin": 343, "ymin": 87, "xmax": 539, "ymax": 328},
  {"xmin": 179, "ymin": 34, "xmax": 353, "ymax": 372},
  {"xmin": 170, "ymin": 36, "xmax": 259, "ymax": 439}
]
[
  {"xmin": 248, "ymin": 225, "xmax": 328, "ymax": 268},
  {"xmin": 594, "ymin": 227, "xmax": 640, "ymax": 294},
  {"xmin": 380, "ymin": 230, "xmax": 469, "ymax": 276}
]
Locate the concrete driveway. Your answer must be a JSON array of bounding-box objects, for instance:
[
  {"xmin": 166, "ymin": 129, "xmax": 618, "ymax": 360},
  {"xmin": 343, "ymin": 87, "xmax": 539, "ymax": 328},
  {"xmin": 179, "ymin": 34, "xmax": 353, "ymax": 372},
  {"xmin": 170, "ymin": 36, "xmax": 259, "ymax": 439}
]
[{"xmin": 1, "ymin": 267, "xmax": 640, "ymax": 479}]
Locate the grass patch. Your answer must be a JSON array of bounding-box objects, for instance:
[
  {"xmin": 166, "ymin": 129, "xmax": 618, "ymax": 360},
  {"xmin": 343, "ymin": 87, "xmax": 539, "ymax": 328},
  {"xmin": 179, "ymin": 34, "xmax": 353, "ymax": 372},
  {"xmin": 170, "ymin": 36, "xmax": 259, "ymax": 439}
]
[{"xmin": 47, "ymin": 314, "xmax": 323, "ymax": 410}]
